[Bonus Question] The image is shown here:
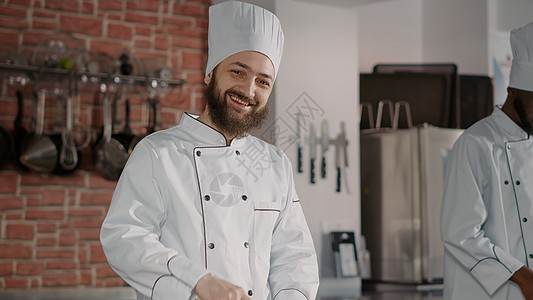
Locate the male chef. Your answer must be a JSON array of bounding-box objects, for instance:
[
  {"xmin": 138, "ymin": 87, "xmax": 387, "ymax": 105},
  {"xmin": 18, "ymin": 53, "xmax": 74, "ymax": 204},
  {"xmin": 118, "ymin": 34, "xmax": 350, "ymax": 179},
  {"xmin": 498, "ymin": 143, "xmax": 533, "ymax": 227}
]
[
  {"xmin": 440, "ymin": 21, "xmax": 533, "ymax": 300},
  {"xmin": 100, "ymin": 1, "xmax": 319, "ymax": 300}
]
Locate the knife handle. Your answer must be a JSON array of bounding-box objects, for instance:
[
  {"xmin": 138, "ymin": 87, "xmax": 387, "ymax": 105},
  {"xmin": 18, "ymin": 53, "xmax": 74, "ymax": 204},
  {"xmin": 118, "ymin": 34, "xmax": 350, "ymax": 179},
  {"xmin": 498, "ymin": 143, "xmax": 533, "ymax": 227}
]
[
  {"xmin": 336, "ymin": 167, "xmax": 341, "ymax": 192},
  {"xmin": 297, "ymin": 147, "xmax": 303, "ymax": 173},
  {"xmin": 310, "ymin": 158, "xmax": 316, "ymax": 184},
  {"xmin": 321, "ymin": 157, "xmax": 326, "ymax": 178}
]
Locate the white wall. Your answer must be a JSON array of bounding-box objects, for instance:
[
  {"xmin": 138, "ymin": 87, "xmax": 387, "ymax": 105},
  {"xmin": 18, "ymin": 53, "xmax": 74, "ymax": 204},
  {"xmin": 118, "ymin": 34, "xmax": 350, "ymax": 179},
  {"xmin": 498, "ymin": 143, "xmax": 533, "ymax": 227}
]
[
  {"xmin": 358, "ymin": 0, "xmax": 490, "ymax": 75},
  {"xmin": 494, "ymin": 0, "xmax": 533, "ymax": 31},
  {"xmin": 274, "ymin": 0, "xmax": 360, "ymax": 279},
  {"xmin": 357, "ymin": 0, "xmax": 423, "ymax": 73},
  {"xmin": 422, "ymin": 0, "xmax": 489, "ymax": 75}
]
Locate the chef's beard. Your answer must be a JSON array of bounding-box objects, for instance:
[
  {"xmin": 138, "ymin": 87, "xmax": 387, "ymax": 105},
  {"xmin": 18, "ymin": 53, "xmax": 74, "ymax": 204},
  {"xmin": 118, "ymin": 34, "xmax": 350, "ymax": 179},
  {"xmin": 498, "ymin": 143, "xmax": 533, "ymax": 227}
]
[
  {"xmin": 204, "ymin": 71, "xmax": 269, "ymax": 139},
  {"xmin": 513, "ymin": 94, "xmax": 533, "ymax": 135}
]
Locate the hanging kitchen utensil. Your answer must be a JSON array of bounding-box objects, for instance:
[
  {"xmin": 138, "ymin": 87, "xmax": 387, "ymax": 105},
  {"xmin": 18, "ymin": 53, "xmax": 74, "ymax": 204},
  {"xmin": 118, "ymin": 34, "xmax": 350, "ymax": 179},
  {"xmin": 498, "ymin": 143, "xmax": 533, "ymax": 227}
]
[
  {"xmin": 47, "ymin": 80, "xmax": 77, "ymax": 175},
  {"xmin": 0, "ymin": 121, "xmax": 14, "ymax": 167},
  {"xmin": 296, "ymin": 112, "xmax": 304, "ymax": 173},
  {"xmin": 153, "ymin": 98, "xmax": 162, "ymax": 132},
  {"xmin": 108, "ymin": 83, "xmax": 136, "ymax": 161},
  {"xmin": 57, "ymin": 74, "xmax": 79, "ymax": 172},
  {"xmin": 2, "ymin": 49, "xmax": 31, "ymax": 168},
  {"xmin": 71, "ymin": 79, "xmax": 91, "ymax": 151},
  {"xmin": 308, "ymin": 122, "xmax": 317, "ymax": 184},
  {"xmin": 320, "ymin": 119, "xmax": 330, "ymax": 179},
  {"xmin": 331, "ymin": 122, "xmax": 348, "ymax": 193},
  {"xmin": 14, "ymin": 90, "xmax": 29, "ymax": 169},
  {"xmin": 112, "ymin": 96, "xmax": 136, "ymax": 155},
  {"xmin": 93, "ymin": 83, "xmax": 129, "ymax": 181},
  {"xmin": 20, "ymin": 90, "xmax": 58, "ymax": 173},
  {"xmin": 128, "ymin": 96, "xmax": 156, "ymax": 154},
  {"xmin": 112, "ymin": 92, "xmax": 123, "ymax": 135}
]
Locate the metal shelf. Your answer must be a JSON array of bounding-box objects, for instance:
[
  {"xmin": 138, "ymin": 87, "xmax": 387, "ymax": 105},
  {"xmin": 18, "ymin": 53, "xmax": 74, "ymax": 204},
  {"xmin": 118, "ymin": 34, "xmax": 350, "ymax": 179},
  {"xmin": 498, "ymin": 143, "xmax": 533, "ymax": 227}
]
[{"xmin": 0, "ymin": 62, "xmax": 186, "ymax": 87}]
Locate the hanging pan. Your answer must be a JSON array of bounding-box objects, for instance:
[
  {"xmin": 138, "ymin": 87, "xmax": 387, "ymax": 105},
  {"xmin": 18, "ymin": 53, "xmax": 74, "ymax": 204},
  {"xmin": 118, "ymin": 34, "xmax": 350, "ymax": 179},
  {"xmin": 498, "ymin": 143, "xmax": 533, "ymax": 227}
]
[{"xmin": 93, "ymin": 84, "xmax": 129, "ymax": 181}]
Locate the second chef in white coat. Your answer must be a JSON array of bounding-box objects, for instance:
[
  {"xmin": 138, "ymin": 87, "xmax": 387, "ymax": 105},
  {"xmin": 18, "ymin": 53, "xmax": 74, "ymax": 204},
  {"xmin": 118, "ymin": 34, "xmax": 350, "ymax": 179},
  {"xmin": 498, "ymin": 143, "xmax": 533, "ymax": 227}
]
[
  {"xmin": 440, "ymin": 21, "xmax": 533, "ymax": 300},
  {"xmin": 100, "ymin": 1, "xmax": 319, "ymax": 300}
]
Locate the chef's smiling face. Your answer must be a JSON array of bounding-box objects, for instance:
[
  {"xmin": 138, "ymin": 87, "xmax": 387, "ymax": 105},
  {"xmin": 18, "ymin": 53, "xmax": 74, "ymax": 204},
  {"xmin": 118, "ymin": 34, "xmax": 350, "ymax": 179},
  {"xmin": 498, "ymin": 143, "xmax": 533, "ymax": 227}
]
[{"xmin": 202, "ymin": 51, "xmax": 275, "ymax": 139}]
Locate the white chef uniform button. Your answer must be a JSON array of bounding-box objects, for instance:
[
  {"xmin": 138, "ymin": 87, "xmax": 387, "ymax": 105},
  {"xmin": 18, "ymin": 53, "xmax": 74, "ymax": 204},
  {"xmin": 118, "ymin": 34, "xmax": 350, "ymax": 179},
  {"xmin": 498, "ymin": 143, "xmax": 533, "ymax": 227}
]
[
  {"xmin": 247, "ymin": 290, "xmax": 253, "ymax": 296},
  {"xmin": 204, "ymin": 195, "xmax": 210, "ymax": 201},
  {"xmin": 236, "ymin": 150, "xmax": 241, "ymax": 156},
  {"xmin": 196, "ymin": 150, "xmax": 202, "ymax": 156},
  {"xmin": 208, "ymin": 243, "xmax": 215, "ymax": 249},
  {"xmin": 244, "ymin": 241, "xmax": 249, "ymax": 248},
  {"xmin": 242, "ymin": 195, "xmax": 247, "ymax": 201}
]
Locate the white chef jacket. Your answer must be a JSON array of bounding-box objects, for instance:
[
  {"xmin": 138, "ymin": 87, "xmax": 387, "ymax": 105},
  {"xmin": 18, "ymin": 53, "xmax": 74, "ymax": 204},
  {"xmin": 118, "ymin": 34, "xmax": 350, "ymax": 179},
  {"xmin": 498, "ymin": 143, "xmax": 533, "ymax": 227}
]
[
  {"xmin": 100, "ymin": 113, "xmax": 319, "ymax": 300},
  {"xmin": 440, "ymin": 107, "xmax": 533, "ymax": 300}
]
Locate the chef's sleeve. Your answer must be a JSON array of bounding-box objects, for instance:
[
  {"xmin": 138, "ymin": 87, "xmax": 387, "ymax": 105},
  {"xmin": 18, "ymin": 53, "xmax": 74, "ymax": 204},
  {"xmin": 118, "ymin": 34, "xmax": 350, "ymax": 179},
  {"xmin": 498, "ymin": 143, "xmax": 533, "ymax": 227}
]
[
  {"xmin": 100, "ymin": 140, "xmax": 207, "ymax": 299},
  {"xmin": 440, "ymin": 134, "xmax": 523, "ymax": 296},
  {"xmin": 268, "ymin": 156, "xmax": 320, "ymax": 300}
]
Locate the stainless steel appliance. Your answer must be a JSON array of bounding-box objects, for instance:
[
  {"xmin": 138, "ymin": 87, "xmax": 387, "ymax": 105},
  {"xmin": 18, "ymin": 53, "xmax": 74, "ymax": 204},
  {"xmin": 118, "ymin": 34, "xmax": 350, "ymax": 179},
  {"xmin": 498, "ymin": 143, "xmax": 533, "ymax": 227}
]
[{"xmin": 361, "ymin": 124, "xmax": 463, "ymax": 283}]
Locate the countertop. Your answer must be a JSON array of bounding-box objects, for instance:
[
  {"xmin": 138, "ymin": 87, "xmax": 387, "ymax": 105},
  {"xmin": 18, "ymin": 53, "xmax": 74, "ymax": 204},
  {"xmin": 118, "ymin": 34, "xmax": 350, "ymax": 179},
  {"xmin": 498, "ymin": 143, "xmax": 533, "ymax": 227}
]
[{"xmin": 0, "ymin": 287, "xmax": 443, "ymax": 300}]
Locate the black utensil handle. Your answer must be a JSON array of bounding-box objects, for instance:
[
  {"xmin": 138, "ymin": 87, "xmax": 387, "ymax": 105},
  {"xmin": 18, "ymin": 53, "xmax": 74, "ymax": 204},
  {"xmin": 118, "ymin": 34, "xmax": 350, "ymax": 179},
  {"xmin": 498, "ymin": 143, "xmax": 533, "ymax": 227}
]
[
  {"xmin": 336, "ymin": 167, "xmax": 341, "ymax": 193},
  {"xmin": 321, "ymin": 157, "xmax": 327, "ymax": 178},
  {"xmin": 297, "ymin": 147, "xmax": 303, "ymax": 173},
  {"xmin": 124, "ymin": 98, "xmax": 132, "ymax": 135},
  {"xmin": 15, "ymin": 90, "xmax": 23, "ymax": 128},
  {"xmin": 310, "ymin": 158, "xmax": 316, "ymax": 184}
]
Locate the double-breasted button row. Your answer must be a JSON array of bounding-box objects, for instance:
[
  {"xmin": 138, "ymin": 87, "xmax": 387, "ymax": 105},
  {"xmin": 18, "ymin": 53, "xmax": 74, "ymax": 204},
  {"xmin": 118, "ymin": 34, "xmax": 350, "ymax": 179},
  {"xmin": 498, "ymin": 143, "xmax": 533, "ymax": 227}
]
[
  {"xmin": 196, "ymin": 149, "xmax": 242, "ymax": 157},
  {"xmin": 208, "ymin": 243, "xmax": 215, "ymax": 249},
  {"xmin": 207, "ymin": 242, "xmax": 249, "ymax": 250},
  {"xmin": 503, "ymin": 180, "xmax": 521, "ymax": 185},
  {"xmin": 203, "ymin": 194, "xmax": 247, "ymax": 201}
]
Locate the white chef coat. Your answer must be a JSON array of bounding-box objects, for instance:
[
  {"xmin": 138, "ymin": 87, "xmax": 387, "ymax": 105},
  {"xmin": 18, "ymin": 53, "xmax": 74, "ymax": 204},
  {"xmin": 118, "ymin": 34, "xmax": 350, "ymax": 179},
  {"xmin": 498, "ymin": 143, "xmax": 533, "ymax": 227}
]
[
  {"xmin": 440, "ymin": 107, "xmax": 533, "ymax": 300},
  {"xmin": 100, "ymin": 113, "xmax": 319, "ymax": 300}
]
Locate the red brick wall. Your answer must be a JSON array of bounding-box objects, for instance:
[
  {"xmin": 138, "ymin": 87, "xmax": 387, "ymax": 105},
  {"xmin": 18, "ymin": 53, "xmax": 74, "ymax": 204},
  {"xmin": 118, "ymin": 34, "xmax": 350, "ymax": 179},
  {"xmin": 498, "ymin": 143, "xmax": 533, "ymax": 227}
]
[{"xmin": 0, "ymin": 0, "xmax": 209, "ymax": 289}]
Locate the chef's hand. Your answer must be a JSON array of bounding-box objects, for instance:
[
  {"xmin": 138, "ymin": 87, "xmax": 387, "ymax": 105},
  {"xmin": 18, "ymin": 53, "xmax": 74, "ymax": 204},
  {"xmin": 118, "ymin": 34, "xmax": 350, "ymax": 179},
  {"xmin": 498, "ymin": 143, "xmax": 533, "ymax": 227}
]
[
  {"xmin": 510, "ymin": 266, "xmax": 533, "ymax": 300},
  {"xmin": 195, "ymin": 273, "xmax": 251, "ymax": 300}
]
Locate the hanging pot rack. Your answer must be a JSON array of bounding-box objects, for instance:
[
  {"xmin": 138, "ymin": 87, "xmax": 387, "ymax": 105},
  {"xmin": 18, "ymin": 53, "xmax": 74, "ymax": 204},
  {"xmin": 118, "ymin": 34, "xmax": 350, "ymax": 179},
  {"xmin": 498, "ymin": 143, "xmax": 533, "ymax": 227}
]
[{"xmin": 0, "ymin": 62, "xmax": 186, "ymax": 88}]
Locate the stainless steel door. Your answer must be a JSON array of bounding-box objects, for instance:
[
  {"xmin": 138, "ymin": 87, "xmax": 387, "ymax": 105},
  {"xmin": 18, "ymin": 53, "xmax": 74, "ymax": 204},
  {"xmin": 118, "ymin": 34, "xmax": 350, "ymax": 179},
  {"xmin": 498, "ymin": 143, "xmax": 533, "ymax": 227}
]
[
  {"xmin": 361, "ymin": 127, "xmax": 421, "ymax": 282},
  {"xmin": 361, "ymin": 125, "xmax": 462, "ymax": 283},
  {"xmin": 419, "ymin": 125, "xmax": 463, "ymax": 282}
]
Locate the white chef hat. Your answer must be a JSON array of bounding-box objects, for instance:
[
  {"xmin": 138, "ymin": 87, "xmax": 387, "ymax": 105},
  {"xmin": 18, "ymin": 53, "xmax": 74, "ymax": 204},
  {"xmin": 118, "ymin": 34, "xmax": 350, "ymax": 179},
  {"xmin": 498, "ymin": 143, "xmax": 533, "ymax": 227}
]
[
  {"xmin": 509, "ymin": 21, "xmax": 533, "ymax": 92},
  {"xmin": 205, "ymin": 1, "xmax": 284, "ymax": 80}
]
